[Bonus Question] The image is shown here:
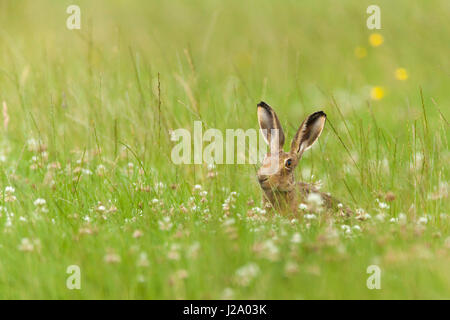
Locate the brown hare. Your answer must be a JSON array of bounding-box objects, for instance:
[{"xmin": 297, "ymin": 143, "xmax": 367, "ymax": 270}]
[{"xmin": 256, "ymin": 101, "xmax": 350, "ymax": 215}]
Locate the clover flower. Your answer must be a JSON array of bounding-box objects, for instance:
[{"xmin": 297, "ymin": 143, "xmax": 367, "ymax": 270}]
[
  {"xmin": 291, "ymin": 232, "xmax": 302, "ymax": 244},
  {"xmin": 158, "ymin": 216, "xmax": 173, "ymax": 231},
  {"xmin": 104, "ymin": 252, "xmax": 121, "ymax": 264},
  {"xmin": 34, "ymin": 198, "xmax": 48, "ymax": 213},
  {"xmin": 307, "ymin": 193, "xmax": 323, "ymax": 208},
  {"xmin": 234, "ymin": 263, "xmax": 260, "ymax": 287},
  {"xmin": 137, "ymin": 252, "xmax": 150, "ymax": 267},
  {"xmin": 4, "ymin": 186, "xmax": 16, "ymax": 202},
  {"xmin": 418, "ymin": 216, "xmax": 428, "ymax": 225}
]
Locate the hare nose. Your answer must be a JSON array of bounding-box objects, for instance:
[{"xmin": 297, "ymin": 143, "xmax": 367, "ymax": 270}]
[{"xmin": 258, "ymin": 175, "xmax": 268, "ymax": 183}]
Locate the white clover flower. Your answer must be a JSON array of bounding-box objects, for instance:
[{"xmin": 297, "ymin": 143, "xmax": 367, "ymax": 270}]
[
  {"xmin": 199, "ymin": 190, "xmax": 208, "ymax": 197},
  {"xmin": 18, "ymin": 238, "xmax": 34, "ymax": 252},
  {"xmin": 133, "ymin": 230, "xmax": 144, "ymax": 238},
  {"xmin": 376, "ymin": 198, "xmax": 390, "ymax": 210},
  {"xmin": 82, "ymin": 169, "xmax": 93, "ymax": 175},
  {"xmin": 375, "ymin": 213, "xmax": 385, "ymax": 222},
  {"xmin": 5, "ymin": 186, "xmax": 15, "ymax": 193},
  {"xmin": 284, "ymin": 261, "xmax": 299, "ymax": 275},
  {"xmin": 390, "ymin": 218, "xmax": 398, "ymax": 223},
  {"xmin": 307, "ymin": 192, "xmax": 323, "ymax": 208},
  {"xmin": 158, "ymin": 216, "xmax": 173, "ymax": 231},
  {"xmin": 234, "ymin": 263, "xmax": 260, "ymax": 286},
  {"xmin": 352, "ymin": 225, "xmax": 361, "ymax": 231},
  {"xmin": 104, "ymin": 252, "xmax": 121, "ymax": 264},
  {"xmin": 291, "ymin": 232, "xmax": 302, "ymax": 244},
  {"xmin": 27, "ymin": 138, "xmax": 39, "ymax": 151},
  {"xmin": 379, "ymin": 202, "xmax": 389, "ymax": 209},
  {"xmin": 222, "ymin": 192, "xmax": 238, "ymax": 212},
  {"xmin": 34, "ymin": 198, "xmax": 47, "ymax": 206},
  {"xmin": 261, "ymin": 240, "xmax": 279, "ymax": 261},
  {"xmin": 418, "ymin": 216, "xmax": 428, "ymax": 225},
  {"xmin": 304, "ymin": 213, "xmax": 317, "ymax": 220},
  {"xmin": 151, "ymin": 198, "xmax": 159, "ymax": 204},
  {"xmin": 4, "ymin": 186, "xmax": 17, "ymax": 202},
  {"xmin": 298, "ymin": 203, "xmax": 308, "ymax": 210},
  {"xmin": 193, "ymin": 184, "xmax": 202, "ymax": 191},
  {"xmin": 337, "ymin": 203, "xmax": 344, "ymax": 209},
  {"xmin": 252, "ymin": 207, "xmax": 266, "ymax": 215},
  {"xmin": 155, "ymin": 182, "xmax": 166, "ymax": 191},
  {"xmin": 96, "ymin": 164, "xmax": 106, "ymax": 175}
]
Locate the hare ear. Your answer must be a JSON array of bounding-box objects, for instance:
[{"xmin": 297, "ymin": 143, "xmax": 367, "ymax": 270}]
[
  {"xmin": 290, "ymin": 111, "xmax": 326, "ymax": 157},
  {"xmin": 257, "ymin": 101, "xmax": 285, "ymax": 152}
]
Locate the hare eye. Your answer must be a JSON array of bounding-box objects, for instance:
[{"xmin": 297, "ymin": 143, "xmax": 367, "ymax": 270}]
[{"xmin": 285, "ymin": 158, "xmax": 292, "ymax": 168}]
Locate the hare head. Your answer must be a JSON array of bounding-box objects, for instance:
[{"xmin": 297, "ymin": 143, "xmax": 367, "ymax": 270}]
[{"xmin": 256, "ymin": 101, "xmax": 326, "ymax": 208}]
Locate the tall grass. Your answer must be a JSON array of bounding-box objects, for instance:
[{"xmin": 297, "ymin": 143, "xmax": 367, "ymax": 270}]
[{"xmin": 0, "ymin": 0, "xmax": 448, "ymax": 299}]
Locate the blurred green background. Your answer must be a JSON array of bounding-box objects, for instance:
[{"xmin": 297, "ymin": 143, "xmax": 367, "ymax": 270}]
[{"xmin": 0, "ymin": 0, "xmax": 448, "ymax": 299}]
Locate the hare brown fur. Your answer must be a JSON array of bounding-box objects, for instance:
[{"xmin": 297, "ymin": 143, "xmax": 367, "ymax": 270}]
[{"xmin": 256, "ymin": 101, "xmax": 350, "ymax": 215}]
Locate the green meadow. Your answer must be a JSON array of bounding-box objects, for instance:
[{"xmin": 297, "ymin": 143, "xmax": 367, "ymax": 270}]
[{"xmin": 0, "ymin": 0, "xmax": 448, "ymax": 299}]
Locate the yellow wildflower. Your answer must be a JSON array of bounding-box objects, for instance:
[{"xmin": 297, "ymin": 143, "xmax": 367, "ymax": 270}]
[
  {"xmin": 369, "ymin": 33, "xmax": 384, "ymax": 47},
  {"xmin": 395, "ymin": 68, "xmax": 408, "ymax": 80},
  {"xmin": 371, "ymin": 86, "xmax": 385, "ymax": 100}
]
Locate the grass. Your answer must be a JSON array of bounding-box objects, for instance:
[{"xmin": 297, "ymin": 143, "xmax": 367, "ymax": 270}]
[{"xmin": 0, "ymin": 0, "xmax": 448, "ymax": 299}]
